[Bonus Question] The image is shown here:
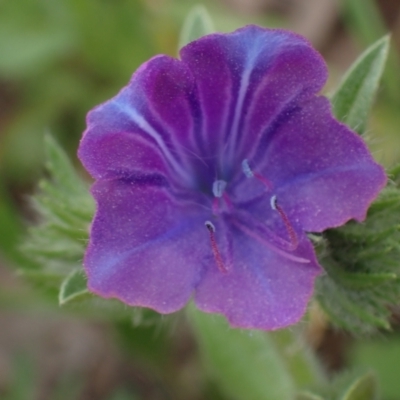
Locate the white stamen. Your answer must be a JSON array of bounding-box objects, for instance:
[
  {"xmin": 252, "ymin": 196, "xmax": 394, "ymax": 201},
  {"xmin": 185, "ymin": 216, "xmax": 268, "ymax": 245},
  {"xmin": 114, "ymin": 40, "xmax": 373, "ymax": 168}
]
[
  {"xmin": 212, "ymin": 180, "xmax": 227, "ymax": 198},
  {"xmin": 205, "ymin": 221, "xmax": 216, "ymax": 232},
  {"xmin": 270, "ymin": 195, "xmax": 277, "ymax": 210},
  {"xmin": 241, "ymin": 159, "xmax": 254, "ymax": 178}
]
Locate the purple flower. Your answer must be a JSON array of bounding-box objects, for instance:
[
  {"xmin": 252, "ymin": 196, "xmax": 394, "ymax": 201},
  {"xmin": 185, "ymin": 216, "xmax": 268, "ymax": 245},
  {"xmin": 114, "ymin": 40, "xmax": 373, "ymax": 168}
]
[{"xmin": 78, "ymin": 26, "xmax": 386, "ymax": 330}]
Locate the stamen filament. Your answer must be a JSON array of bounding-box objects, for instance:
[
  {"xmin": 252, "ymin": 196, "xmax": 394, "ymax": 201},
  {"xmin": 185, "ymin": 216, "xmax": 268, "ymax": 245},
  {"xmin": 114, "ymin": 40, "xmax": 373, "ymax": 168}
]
[
  {"xmin": 254, "ymin": 172, "xmax": 273, "ymax": 190},
  {"xmin": 222, "ymin": 192, "xmax": 233, "ymax": 211},
  {"xmin": 232, "ymin": 219, "xmax": 309, "ymax": 264},
  {"xmin": 270, "ymin": 196, "xmax": 298, "ymax": 249},
  {"xmin": 205, "ymin": 221, "xmax": 228, "ymax": 273},
  {"xmin": 242, "ymin": 159, "xmax": 273, "ymax": 190},
  {"xmin": 212, "ymin": 193, "xmax": 233, "ymax": 215}
]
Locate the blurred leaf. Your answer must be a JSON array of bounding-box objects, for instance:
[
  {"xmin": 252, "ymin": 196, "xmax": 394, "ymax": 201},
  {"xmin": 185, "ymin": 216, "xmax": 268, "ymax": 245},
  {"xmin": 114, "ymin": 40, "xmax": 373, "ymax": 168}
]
[
  {"xmin": 341, "ymin": 0, "xmax": 400, "ymax": 104},
  {"xmin": 0, "ymin": 0, "xmax": 74, "ymax": 78},
  {"xmin": 271, "ymin": 329, "xmax": 326, "ymax": 389},
  {"xmin": 3, "ymin": 355, "xmax": 36, "ymax": 400},
  {"xmin": 59, "ymin": 269, "xmax": 89, "ymax": 305},
  {"xmin": 341, "ymin": 372, "xmax": 378, "ymax": 400},
  {"xmin": 188, "ymin": 306, "xmax": 295, "ymax": 400},
  {"xmin": 68, "ymin": 0, "xmax": 153, "ymax": 80},
  {"xmin": 0, "ymin": 182, "xmax": 27, "ymax": 265},
  {"xmin": 351, "ymin": 338, "xmax": 400, "ymax": 399},
  {"xmin": 297, "ymin": 393, "xmax": 324, "ymax": 400},
  {"xmin": 0, "ymin": 30, "xmax": 72, "ymax": 77},
  {"xmin": 299, "ymin": 369, "xmax": 380, "ymax": 400},
  {"xmin": 178, "ymin": 4, "xmax": 215, "ymax": 49},
  {"xmin": 330, "ymin": 35, "xmax": 390, "ymax": 134},
  {"xmin": 341, "ymin": 0, "xmax": 386, "ymax": 45},
  {"xmin": 388, "ymin": 162, "xmax": 400, "ymax": 184}
]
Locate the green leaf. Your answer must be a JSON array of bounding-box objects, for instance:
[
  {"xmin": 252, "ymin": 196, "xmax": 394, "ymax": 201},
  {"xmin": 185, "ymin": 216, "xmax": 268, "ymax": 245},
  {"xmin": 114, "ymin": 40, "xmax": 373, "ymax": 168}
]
[
  {"xmin": 21, "ymin": 136, "xmax": 94, "ymax": 301},
  {"xmin": 330, "ymin": 35, "xmax": 390, "ymax": 134},
  {"xmin": 59, "ymin": 269, "xmax": 90, "ymax": 305},
  {"xmin": 178, "ymin": 4, "xmax": 215, "ymax": 50},
  {"xmin": 317, "ymin": 273, "xmax": 391, "ymax": 332},
  {"xmin": 321, "ymin": 260, "xmax": 397, "ymax": 290},
  {"xmin": 316, "ymin": 184, "xmax": 400, "ymax": 334},
  {"xmin": 388, "ymin": 162, "xmax": 400, "ymax": 184},
  {"xmin": 341, "ymin": 372, "xmax": 378, "ymax": 400},
  {"xmin": 187, "ymin": 306, "xmax": 295, "ymax": 400},
  {"xmin": 342, "ymin": 0, "xmax": 400, "ymax": 104}
]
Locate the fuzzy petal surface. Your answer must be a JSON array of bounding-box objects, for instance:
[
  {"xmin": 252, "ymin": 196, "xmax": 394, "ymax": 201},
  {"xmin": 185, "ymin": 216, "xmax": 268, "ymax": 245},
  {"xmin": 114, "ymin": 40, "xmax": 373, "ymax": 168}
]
[
  {"xmin": 85, "ymin": 179, "xmax": 207, "ymax": 313},
  {"xmin": 195, "ymin": 223, "xmax": 321, "ymax": 330},
  {"xmin": 255, "ymin": 97, "xmax": 387, "ymax": 231},
  {"xmin": 79, "ymin": 55, "xmax": 198, "ymax": 186},
  {"xmin": 180, "ymin": 25, "xmax": 327, "ymax": 165}
]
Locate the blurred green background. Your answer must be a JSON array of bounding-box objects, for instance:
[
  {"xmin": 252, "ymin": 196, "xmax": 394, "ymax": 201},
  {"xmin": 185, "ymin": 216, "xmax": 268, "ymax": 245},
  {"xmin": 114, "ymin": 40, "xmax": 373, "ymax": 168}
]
[{"xmin": 1, "ymin": 0, "xmax": 400, "ymax": 399}]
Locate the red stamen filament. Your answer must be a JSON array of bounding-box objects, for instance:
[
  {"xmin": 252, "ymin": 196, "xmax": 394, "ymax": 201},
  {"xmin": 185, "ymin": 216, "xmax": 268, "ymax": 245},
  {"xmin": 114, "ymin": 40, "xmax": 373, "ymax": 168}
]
[
  {"xmin": 205, "ymin": 221, "xmax": 228, "ymax": 273},
  {"xmin": 212, "ymin": 193, "xmax": 233, "ymax": 215},
  {"xmin": 271, "ymin": 197, "xmax": 298, "ymax": 249},
  {"xmin": 253, "ymin": 172, "xmax": 273, "ymax": 191},
  {"xmin": 222, "ymin": 192, "xmax": 233, "ymax": 210},
  {"xmin": 242, "ymin": 159, "xmax": 273, "ymax": 190}
]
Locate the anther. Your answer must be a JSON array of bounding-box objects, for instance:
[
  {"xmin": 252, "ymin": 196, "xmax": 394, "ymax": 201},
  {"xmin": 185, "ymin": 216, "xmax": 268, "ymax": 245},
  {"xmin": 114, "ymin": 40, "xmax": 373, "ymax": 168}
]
[
  {"xmin": 205, "ymin": 221, "xmax": 228, "ymax": 273},
  {"xmin": 242, "ymin": 159, "xmax": 254, "ymax": 178},
  {"xmin": 270, "ymin": 195, "xmax": 277, "ymax": 210},
  {"xmin": 270, "ymin": 196, "xmax": 298, "ymax": 249},
  {"xmin": 205, "ymin": 220, "xmax": 216, "ymax": 232},
  {"xmin": 241, "ymin": 159, "xmax": 272, "ymax": 190},
  {"xmin": 212, "ymin": 180, "xmax": 227, "ymax": 198}
]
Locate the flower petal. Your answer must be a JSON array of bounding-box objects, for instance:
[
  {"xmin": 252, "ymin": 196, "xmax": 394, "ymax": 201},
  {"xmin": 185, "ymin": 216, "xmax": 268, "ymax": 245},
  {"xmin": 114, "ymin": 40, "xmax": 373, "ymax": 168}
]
[
  {"xmin": 180, "ymin": 25, "xmax": 327, "ymax": 167},
  {"xmin": 78, "ymin": 128, "xmax": 171, "ymax": 180},
  {"xmin": 78, "ymin": 55, "xmax": 199, "ymax": 185},
  {"xmin": 257, "ymin": 97, "xmax": 387, "ymax": 231},
  {"xmin": 194, "ymin": 225, "xmax": 321, "ymax": 330},
  {"xmin": 85, "ymin": 179, "xmax": 208, "ymax": 313}
]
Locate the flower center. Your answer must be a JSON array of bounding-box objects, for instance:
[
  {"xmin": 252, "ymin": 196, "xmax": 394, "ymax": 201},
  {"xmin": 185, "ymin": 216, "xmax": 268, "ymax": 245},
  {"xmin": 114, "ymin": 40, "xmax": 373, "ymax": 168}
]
[
  {"xmin": 204, "ymin": 161, "xmax": 301, "ymax": 274},
  {"xmin": 212, "ymin": 180, "xmax": 227, "ymax": 197},
  {"xmin": 211, "ymin": 179, "xmax": 232, "ymax": 215}
]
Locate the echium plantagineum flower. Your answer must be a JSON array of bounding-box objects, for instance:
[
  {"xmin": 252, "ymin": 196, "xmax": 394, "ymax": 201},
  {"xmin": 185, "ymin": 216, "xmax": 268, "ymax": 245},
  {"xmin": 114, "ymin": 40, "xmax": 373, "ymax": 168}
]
[{"xmin": 78, "ymin": 26, "xmax": 386, "ymax": 330}]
